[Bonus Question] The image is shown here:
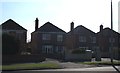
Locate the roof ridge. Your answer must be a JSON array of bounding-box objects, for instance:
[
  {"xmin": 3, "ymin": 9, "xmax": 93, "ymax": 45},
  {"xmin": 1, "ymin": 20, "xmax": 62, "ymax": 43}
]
[
  {"xmin": 1, "ymin": 19, "xmax": 27, "ymax": 31},
  {"xmin": 75, "ymin": 25, "xmax": 95, "ymax": 33},
  {"xmin": 36, "ymin": 22, "xmax": 66, "ymax": 33}
]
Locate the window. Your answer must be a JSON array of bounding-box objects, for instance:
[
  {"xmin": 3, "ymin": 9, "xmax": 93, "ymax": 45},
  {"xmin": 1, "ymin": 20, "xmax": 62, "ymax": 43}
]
[
  {"xmin": 42, "ymin": 45, "xmax": 53, "ymax": 53},
  {"xmin": 9, "ymin": 31, "xmax": 16, "ymax": 36},
  {"xmin": 79, "ymin": 47, "xmax": 88, "ymax": 50},
  {"xmin": 56, "ymin": 46, "xmax": 64, "ymax": 53},
  {"xmin": 91, "ymin": 37, "xmax": 96, "ymax": 43},
  {"xmin": 109, "ymin": 38, "xmax": 115, "ymax": 43},
  {"xmin": 42, "ymin": 34, "xmax": 51, "ymax": 41},
  {"xmin": 109, "ymin": 47, "xmax": 113, "ymax": 53},
  {"xmin": 57, "ymin": 35, "xmax": 63, "ymax": 42},
  {"xmin": 79, "ymin": 36, "xmax": 86, "ymax": 42},
  {"xmin": 42, "ymin": 46, "xmax": 46, "ymax": 53}
]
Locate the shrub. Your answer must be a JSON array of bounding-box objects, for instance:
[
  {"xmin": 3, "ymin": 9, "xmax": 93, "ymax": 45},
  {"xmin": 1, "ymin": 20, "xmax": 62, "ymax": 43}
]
[
  {"xmin": 2, "ymin": 34, "xmax": 20, "ymax": 55},
  {"xmin": 71, "ymin": 49, "xmax": 86, "ymax": 54}
]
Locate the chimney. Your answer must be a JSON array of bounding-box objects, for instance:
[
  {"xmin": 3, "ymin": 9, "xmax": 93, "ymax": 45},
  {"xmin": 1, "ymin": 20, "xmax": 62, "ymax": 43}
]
[
  {"xmin": 71, "ymin": 22, "xmax": 74, "ymax": 31},
  {"xmin": 35, "ymin": 18, "xmax": 39, "ymax": 31},
  {"xmin": 100, "ymin": 24, "xmax": 103, "ymax": 32}
]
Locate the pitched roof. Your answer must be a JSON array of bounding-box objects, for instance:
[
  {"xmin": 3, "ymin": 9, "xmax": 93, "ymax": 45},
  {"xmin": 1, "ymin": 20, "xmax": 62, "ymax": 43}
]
[
  {"xmin": 36, "ymin": 22, "xmax": 66, "ymax": 33},
  {"xmin": 97, "ymin": 27, "xmax": 120, "ymax": 36},
  {"xmin": 68, "ymin": 25, "xmax": 95, "ymax": 34},
  {"xmin": 1, "ymin": 19, "xmax": 27, "ymax": 31}
]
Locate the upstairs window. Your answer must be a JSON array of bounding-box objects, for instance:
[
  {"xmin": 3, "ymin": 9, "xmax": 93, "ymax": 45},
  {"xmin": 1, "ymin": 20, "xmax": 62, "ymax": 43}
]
[
  {"xmin": 91, "ymin": 37, "xmax": 96, "ymax": 43},
  {"xmin": 109, "ymin": 38, "xmax": 115, "ymax": 43},
  {"xmin": 42, "ymin": 34, "xmax": 51, "ymax": 41},
  {"xmin": 57, "ymin": 35, "xmax": 63, "ymax": 42},
  {"xmin": 79, "ymin": 36, "xmax": 86, "ymax": 42},
  {"xmin": 9, "ymin": 31, "xmax": 16, "ymax": 36}
]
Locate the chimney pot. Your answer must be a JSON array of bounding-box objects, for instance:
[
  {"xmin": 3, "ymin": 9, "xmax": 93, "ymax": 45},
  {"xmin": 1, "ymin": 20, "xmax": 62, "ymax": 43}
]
[
  {"xmin": 35, "ymin": 18, "xmax": 39, "ymax": 31},
  {"xmin": 71, "ymin": 22, "xmax": 74, "ymax": 31},
  {"xmin": 100, "ymin": 24, "xmax": 103, "ymax": 32}
]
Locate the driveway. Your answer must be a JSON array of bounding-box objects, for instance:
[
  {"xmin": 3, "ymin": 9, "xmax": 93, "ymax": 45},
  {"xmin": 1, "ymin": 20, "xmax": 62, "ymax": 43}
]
[
  {"xmin": 42, "ymin": 58, "xmax": 120, "ymax": 69},
  {"xmin": 59, "ymin": 62, "xmax": 96, "ymax": 68},
  {"xmin": 42, "ymin": 58, "xmax": 98, "ymax": 68}
]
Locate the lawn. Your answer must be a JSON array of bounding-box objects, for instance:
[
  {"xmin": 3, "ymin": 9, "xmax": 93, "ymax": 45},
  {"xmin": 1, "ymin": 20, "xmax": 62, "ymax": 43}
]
[
  {"xmin": 1, "ymin": 62, "xmax": 62, "ymax": 71},
  {"xmin": 79, "ymin": 61, "xmax": 120, "ymax": 65}
]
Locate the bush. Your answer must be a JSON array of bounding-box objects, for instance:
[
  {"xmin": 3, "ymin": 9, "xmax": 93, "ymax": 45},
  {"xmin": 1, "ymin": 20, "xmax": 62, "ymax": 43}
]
[
  {"xmin": 71, "ymin": 49, "xmax": 86, "ymax": 54},
  {"xmin": 2, "ymin": 34, "xmax": 20, "ymax": 55}
]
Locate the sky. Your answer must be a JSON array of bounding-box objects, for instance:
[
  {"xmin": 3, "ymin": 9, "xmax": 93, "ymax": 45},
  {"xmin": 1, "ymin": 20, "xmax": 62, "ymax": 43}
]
[{"xmin": 0, "ymin": 0, "xmax": 120, "ymax": 41}]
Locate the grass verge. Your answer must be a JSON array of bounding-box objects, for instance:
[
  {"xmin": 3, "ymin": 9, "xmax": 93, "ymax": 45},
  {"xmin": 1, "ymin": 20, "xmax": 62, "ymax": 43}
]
[
  {"xmin": 1, "ymin": 62, "xmax": 62, "ymax": 71},
  {"xmin": 79, "ymin": 61, "xmax": 120, "ymax": 65}
]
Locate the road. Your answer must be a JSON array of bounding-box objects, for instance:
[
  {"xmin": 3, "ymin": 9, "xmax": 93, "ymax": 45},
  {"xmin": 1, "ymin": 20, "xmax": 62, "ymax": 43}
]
[
  {"xmin": 2, "ymin": 66, "xmax": 120, "ymax": 73},
  {"xmin": 2, "ymin": 58, "xmax": 120, "ymax": 73}
]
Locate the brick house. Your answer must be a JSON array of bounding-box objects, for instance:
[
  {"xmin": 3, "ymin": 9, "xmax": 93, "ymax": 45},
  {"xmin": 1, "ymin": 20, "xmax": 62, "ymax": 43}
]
[
  {"xmin": 31, "ymin": 18, "xmax": 66, "ymax": 59},
  {"xmin": 65, "ymin": 22, "xmax": 97, "ymax": 56},
  {"xmin": 1, "ymin": 19, "xmax": 27, "ymax": 53},
  {"xmin": 97, "ymin": 25, "xmax": 120, "ymax": 58},
  {"xmin": 29, "ymin": 18, "xmax": 120, "ymax": 60}
]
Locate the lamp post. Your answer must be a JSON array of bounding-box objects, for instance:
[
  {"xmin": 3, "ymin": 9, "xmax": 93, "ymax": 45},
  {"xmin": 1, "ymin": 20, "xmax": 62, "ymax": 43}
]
[
  {"xmin": 110, "ymin": 0, "xmax": 113, "ymax": 63},
  {"xmin": 110, "ymin": 0, "xmax": 120, "ymax": 72}
]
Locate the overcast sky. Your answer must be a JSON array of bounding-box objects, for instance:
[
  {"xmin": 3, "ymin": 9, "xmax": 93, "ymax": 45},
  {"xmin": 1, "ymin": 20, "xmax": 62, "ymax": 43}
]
[{"xmin": 0, "ymin": 0, "xmax": 120, "ymax": 41}]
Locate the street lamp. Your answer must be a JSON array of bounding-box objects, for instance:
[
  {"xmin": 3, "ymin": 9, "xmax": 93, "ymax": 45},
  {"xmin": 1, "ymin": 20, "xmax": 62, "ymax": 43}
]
[{"xmin": 110, "ymin": 0, "xmax": 120, "ymax": 72}]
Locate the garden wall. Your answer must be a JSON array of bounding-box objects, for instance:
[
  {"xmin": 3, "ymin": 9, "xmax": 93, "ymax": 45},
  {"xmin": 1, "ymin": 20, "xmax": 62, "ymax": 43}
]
[
  {"xmin": 65, "ymin": 51, "xmax": 92, "ymax": 62},
  {"xmin": 2, "ymin": 54, "xmax": 45, "ymax": 65}
]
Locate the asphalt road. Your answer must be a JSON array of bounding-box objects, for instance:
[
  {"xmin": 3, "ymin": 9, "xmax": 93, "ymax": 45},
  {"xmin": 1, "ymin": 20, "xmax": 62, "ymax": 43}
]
[
  {"xmin": 2, "ymin": 66, "xmax": 119, "ymax": 73},
  {"xmin": 2, "ymin": 58, "xmax": 120, "ymax": 73}
]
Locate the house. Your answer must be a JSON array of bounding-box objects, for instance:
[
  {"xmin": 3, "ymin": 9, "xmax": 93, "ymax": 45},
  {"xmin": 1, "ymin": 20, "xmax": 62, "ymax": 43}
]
[
  {"xmin": 1, "ymin": 19, "xmax": 27, "ymax": 53},
  {"xmin": 65, "ymin": 22, "xmax": 99, "ymax": 61},
  {"xmin": 31, "ymin": 18, "xmax": 66, "ymax": 59},
  {"xmin": 65, "ymin": 22, "xmax": 97, "ymax": 53},
  {"xmin": 97, "ymin": 25, "xmax": 120, "ymax": 59}
]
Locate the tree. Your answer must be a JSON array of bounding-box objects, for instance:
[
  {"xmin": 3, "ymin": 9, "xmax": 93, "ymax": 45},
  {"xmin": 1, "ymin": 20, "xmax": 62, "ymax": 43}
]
[{"xmin": 2, "ymin": 34, "xmax": 20, "ymax": 55}]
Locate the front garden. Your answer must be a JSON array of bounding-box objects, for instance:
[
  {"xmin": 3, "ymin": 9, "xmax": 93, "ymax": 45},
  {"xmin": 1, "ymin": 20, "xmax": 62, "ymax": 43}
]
[{"xmin": 1, "ymin": 62, "xmax": 62, "ymax": 71}]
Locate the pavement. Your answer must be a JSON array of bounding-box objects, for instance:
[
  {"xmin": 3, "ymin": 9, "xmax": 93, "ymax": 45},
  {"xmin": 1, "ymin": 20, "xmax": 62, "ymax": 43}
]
[
  {"xmin": 2, "ymin": 66, "xmax": 119, "ymax": 73},
  {"xmin": 1, "ymin": 58, "xmax": 120, "ymax": 73},
  {"xmin": 43, "ymin": 58, "xmax": 97, "ymax": 68},
  {"xmin": 38, "ymin": 66, "xmax": 120, "ymax": 71},
  {"xmin": 59, "ymin": 62, "xmax": 95, "ymax": 68}
]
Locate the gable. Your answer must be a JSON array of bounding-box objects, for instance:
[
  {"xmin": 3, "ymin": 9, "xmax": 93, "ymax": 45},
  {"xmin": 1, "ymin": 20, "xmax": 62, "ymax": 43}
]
[
  {"xmin": 36, "ymin": 22, "xmax": 66, "ymax": 33},
  {"xmin": 1, "ymin": 19, "xmax": 27, "ymax": 31},
  {"xmin": 68, "ymin": 25, "xmax": 95, "ymax": 35},
  {"xmin": 97, "ymin": 28, "xmax": 120, "ymax": 36}
]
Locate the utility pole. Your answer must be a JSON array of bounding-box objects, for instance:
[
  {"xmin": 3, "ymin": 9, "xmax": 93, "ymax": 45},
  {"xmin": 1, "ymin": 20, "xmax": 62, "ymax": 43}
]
[
  {"xmin": 110, "ymin": 0, "xmax": 113, "ymax": 62},
  {"xmin": 110, "ymin": 0, "xmax": 120, "ymax": 72}
]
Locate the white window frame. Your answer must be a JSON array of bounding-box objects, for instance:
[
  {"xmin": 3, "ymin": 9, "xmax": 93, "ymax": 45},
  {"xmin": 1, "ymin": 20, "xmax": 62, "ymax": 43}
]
[
  {"xmin": 42, "ymin": 34, "xmax": 51, "ymax": 41},
  {"xmin": 109, "ymin": 38, "xmax": 115, "ymax": 43},
  {"xmin": 56, "ymin": 46, "xmax": 64, "ymax": 54},
  {"xmin": 91, "ymin": 37, "xmax": 96, "ymax": 43},
  {"xmin": 79, "ymin": 36, "xmax": 86, "ymax": 42},
  {"xmin": 79, "ymin": 47, "xmax": 88, "ymax": 50},
  {"xmin": 57, "ymin": 35, "xmax": 63, "ymax": 42},
  {"xmin": 42, "ymin": 45, "xmax": 53, "ymax": 53}
]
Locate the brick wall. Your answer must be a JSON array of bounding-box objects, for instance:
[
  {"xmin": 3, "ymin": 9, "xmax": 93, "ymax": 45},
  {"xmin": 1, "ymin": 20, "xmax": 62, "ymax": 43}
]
[{"xmin": 2, "ymin": 55, "xmax": 45, "ymax": 65}]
